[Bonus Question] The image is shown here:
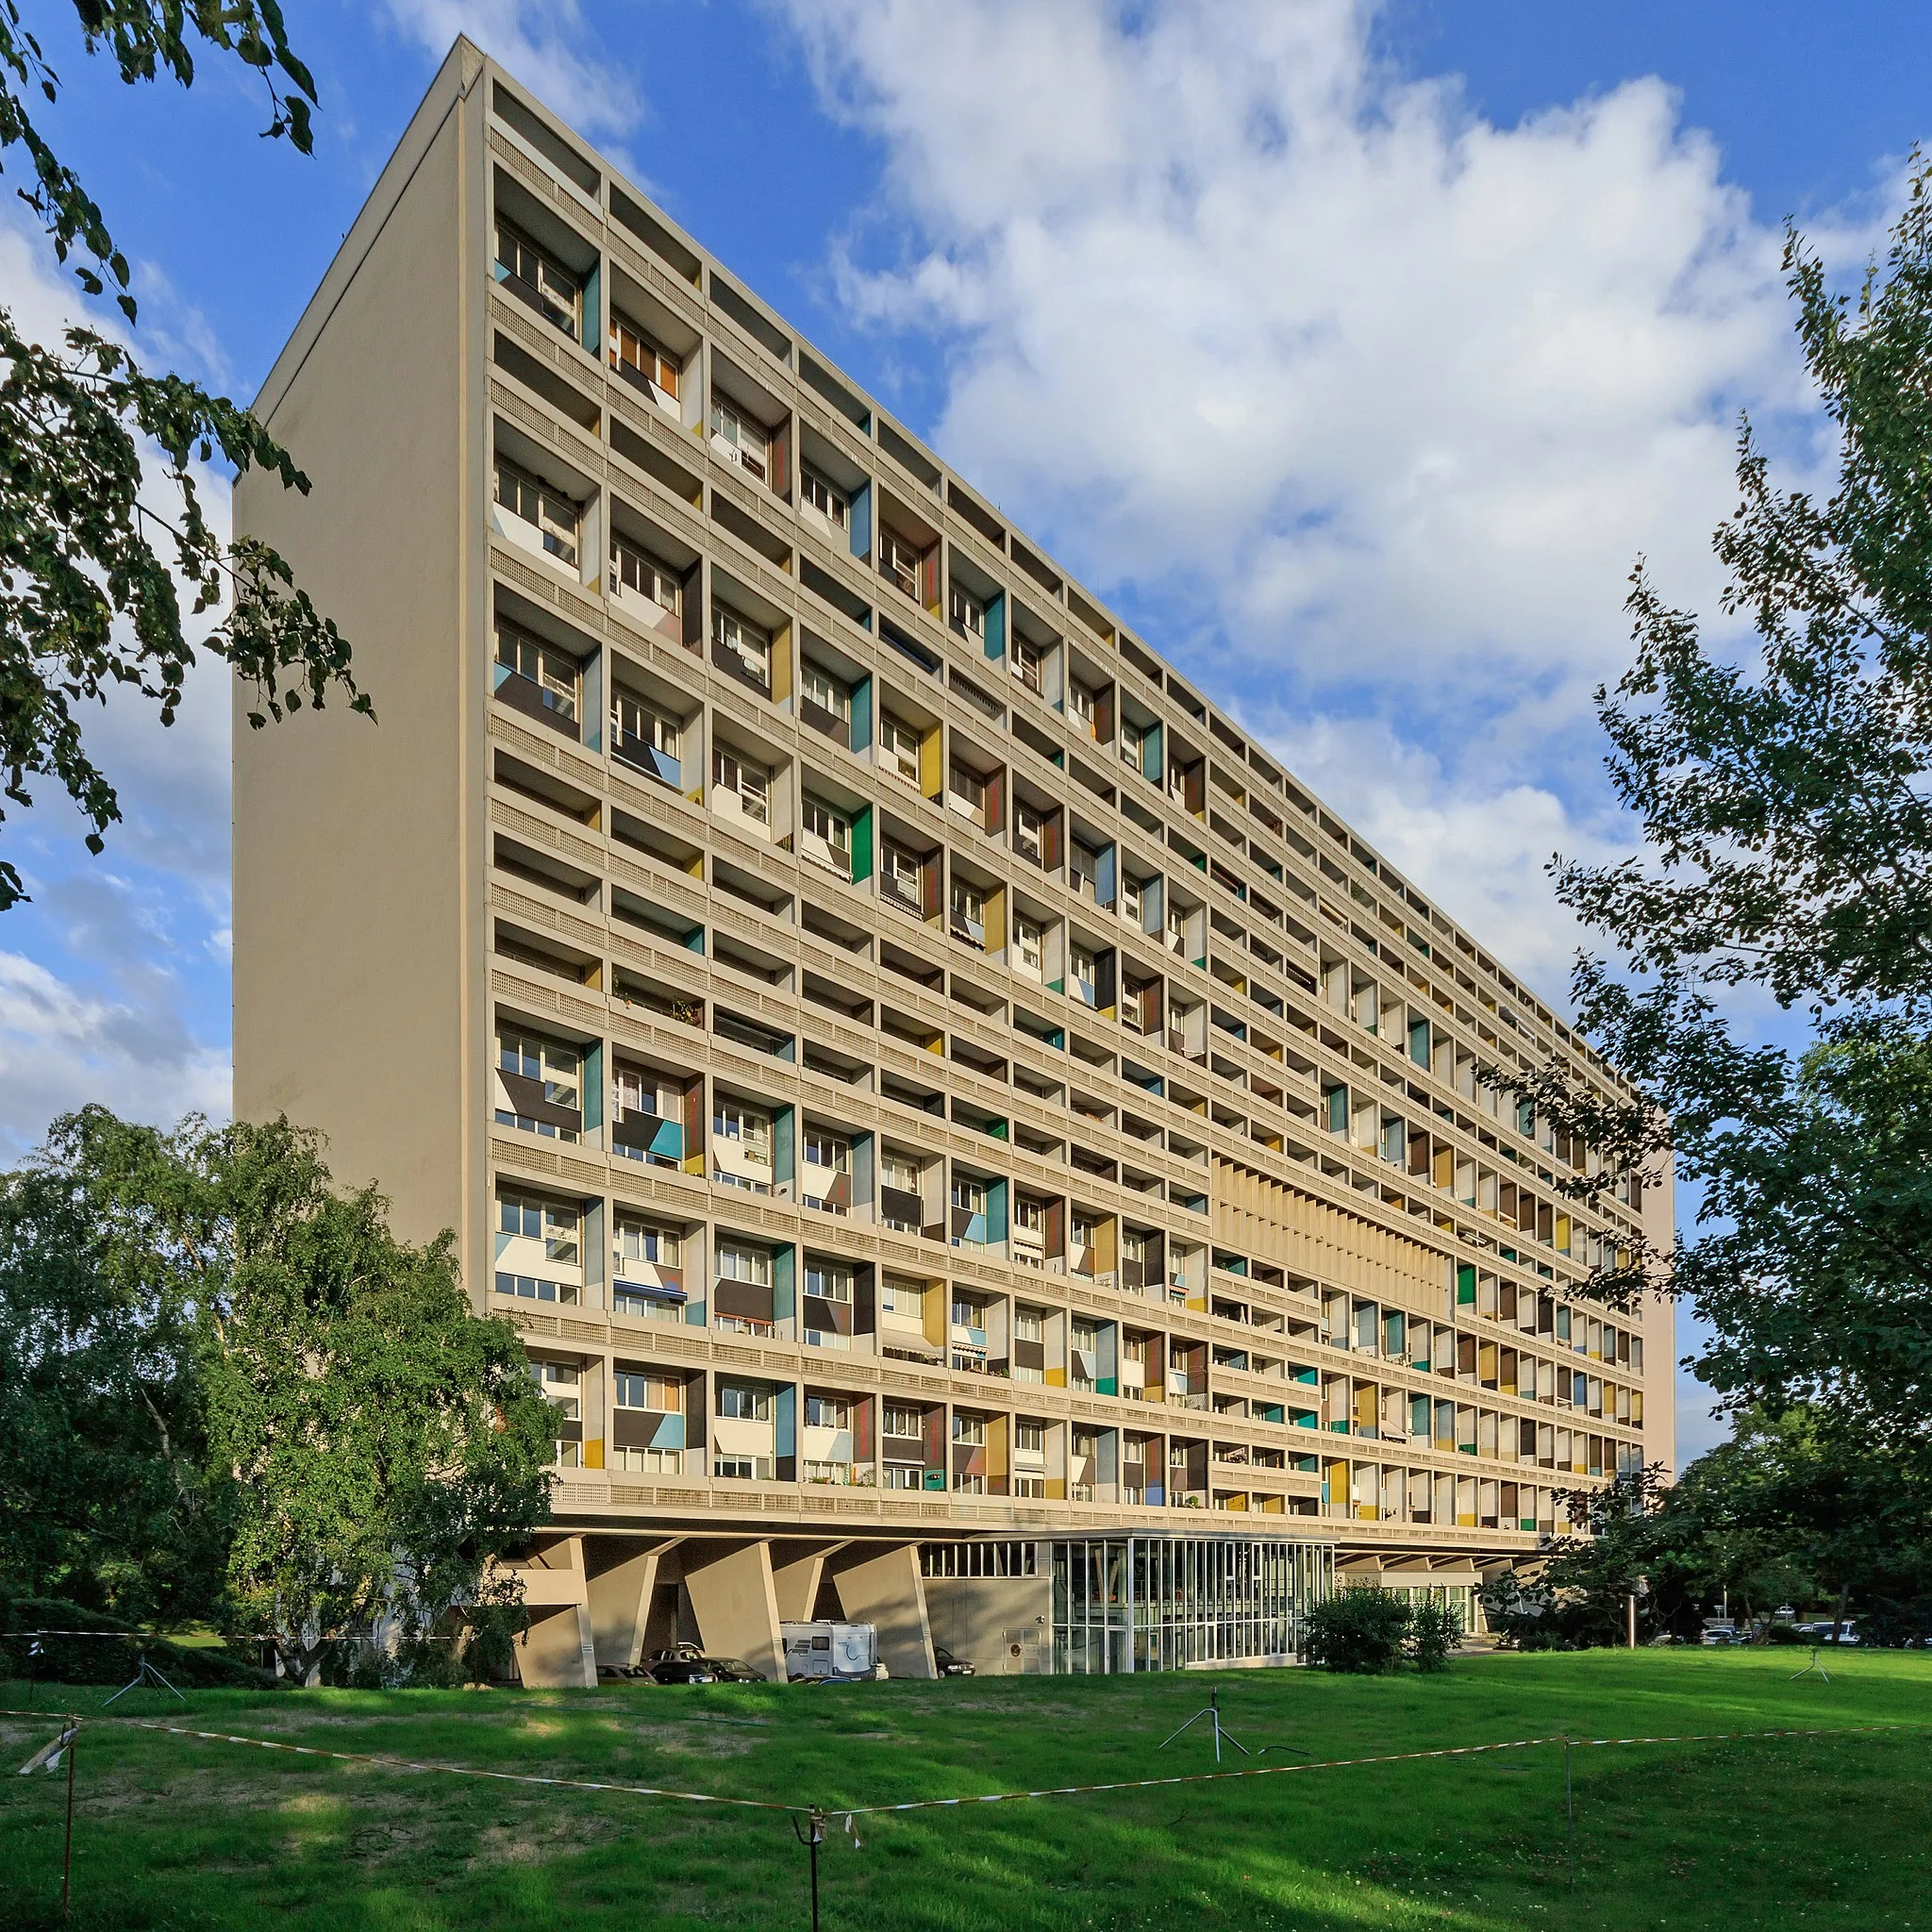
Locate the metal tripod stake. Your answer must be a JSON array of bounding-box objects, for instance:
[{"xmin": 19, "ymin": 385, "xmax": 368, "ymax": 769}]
[
  {"xmin": 1790, "ymin": 1644, "xmax": 1831, "ymax": 1684},
  {"xmin": 101, "ymin": 1650, "xmax": 186, "ymax": 1707},
  {"xmin": 1158, "ymin": 1687, "xmax": 1251, "ymax": 1765}
]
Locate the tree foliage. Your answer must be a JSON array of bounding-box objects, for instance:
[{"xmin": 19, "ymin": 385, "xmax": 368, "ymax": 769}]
[
  {"xmin": 1519, "ymin": 158, "xmax": 1932, "ymax": 1459},
  {"xmin": 0, "ymin": 1108, "xmax": 556, "ymax": 1677},
  {"xmin": 0, "ymin": 3, "xmax": 365, "ymax": 909},
  {"xmin": 1481, "ymin": 1421, "xmax": 1932, "ymax": 1648}
]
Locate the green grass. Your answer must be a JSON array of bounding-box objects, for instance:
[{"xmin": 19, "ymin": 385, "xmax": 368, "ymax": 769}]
[{"xmin": 2, "ymin": 1649, "xmax": 1927, "ymax": 1931}]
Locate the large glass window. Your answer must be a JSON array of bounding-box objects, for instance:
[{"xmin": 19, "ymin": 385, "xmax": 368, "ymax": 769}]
[
  {"xmin": 608, "ymin": 310, "xmax": 679, "ymax": 399},
  {"xmin": 711, "ymin": 608, "xmax": 773, "ymax": 691},
  {"xmin": 493, "ymin": 458, "xmax": 579, "ymax": 564},
  {"xmin": 494, "ymin": 220, "xmax": 580, "ymax": 336},
  {"xmin": 493, "ymin": 619, "xmax": 579, "ymax": 723},
  {"xmin": 709, "ymin": 396, "xmax": 769, "ymax": 479}
]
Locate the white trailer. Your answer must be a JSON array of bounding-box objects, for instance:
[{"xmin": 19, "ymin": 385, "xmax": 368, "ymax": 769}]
[{"xmin": 781, "ymin": 1621, "xmax": 886, "ymax": 1680}]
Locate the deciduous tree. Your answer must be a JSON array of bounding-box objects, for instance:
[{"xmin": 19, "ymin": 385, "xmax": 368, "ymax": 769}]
[{"xmin": 0, "ymin": 2, "xmax": 366, "ymax": 909}]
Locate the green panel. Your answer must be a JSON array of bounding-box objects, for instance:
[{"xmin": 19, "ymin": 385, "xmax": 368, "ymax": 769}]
[
  {"xmin": 984, "ymin": 591, "xmax": 1006, "ymax": 661},
  {"xmin": 582, "ymin": 1041, "xmax": 603, "ymax": 1131},
  {"xmin": 1457, "ymin": 1262, "xmax": 1477, "ymax": 1306},
  {"xmin": 850, "ymin": 803, "xmax": 874, "ymax": 881}
]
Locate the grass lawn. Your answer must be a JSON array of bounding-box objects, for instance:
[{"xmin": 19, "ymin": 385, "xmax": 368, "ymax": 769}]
[{"xmin": 2, "ymin": 1647, "xmax": 1927, "ymax": 1931}]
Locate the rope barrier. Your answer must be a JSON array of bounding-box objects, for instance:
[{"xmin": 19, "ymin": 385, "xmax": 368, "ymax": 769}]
[
  {"xmin": 5, "ymin": 1706, "xmax": 1915, "ymax": 1826},
  {"xmin": 828, "ymin": 1722, "xmax": 1918, "ymax": 1820},
  {"xmin": 0, "ymin": 1709, "xmax": 802, "ymax": 1814}
]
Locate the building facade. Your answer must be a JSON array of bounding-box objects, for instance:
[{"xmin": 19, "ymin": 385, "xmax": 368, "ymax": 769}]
[{"xmin": 233, "ymin": 41, "xmax": 1674, "ymax": 1686}]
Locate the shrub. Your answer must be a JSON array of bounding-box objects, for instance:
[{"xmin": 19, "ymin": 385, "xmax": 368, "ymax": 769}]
[
  {"xmin": 1300, "ymin": 1587, "xmax": 1415, "ymax": 1674},
  {"xmin": 1407, "ymin": 1602, "xmax": 1463, "ymax": 1672}
]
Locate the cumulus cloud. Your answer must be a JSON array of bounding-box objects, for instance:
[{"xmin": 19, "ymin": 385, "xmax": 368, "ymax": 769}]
[
  {"xmin": 783, "ymin": 0, "xmax": 1812, "ymax": 716},
  {"xmin": 772, "ymin": 0, "xmax": 1888, "ymax": 934},
  {"xmin": 377, "ymin": 0, "xmax": 640, "ymax": 137}
]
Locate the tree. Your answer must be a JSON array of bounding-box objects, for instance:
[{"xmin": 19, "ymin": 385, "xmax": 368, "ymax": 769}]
[
  {"xmin": 0, "ymin": 3, "xmax": 367, "ymax": 909},
  {"xmin": 200, "ymin": 1119, "xmax": 556, "ymax": 1680},
  {"xmin": 1481, "ymin": 1424, "xmax": 1932, "ymax": 1647},
  {"xmin": 1516, "ymin": 158, "xmax": 1932, "ymax": 1463},
  {"xmin": 0, "ymin": 1108, "xmax": 227, "ymax": 1624},
  {"xmin": 0, "ymin": 1108, "xmax": 557, "ymax": 1677}
]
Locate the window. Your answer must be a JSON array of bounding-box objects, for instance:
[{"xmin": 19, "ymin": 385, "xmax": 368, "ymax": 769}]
[
  {"xmin": 608, "ymin": 534, "xmax": 682, "ymax": 614},
  {"xmin": 880, "ymin": 714, "xmax": 922, "ymax": 785},
  {"xmin": 717, "ymin": 1381, "xmax": 771, "ymax": 1422},
  {"xmin": 1012, "ymin": 913, "xmax": 1044, "ymax": 979},
  {"xmin": 717, "ymin": 1242, "xmax": 772, "ymax": 1289},
  {"xmin": 800, "ymin": 465, "xmax": 847, "ymax": 528},
  {"xmin": 952, "ymin": 1175, "xmax": 988, "ymax": 1217},
  {"xmin": 614, "ymin": 1215, "xmax": 678, "ymax": 1270},
  {"xmin": 713, "ymin": 1103, "xmax": 772, "ymax": 1164},
  {"xmin": 493, "ymin": 619, "xmax": 579, "ymax": 723},
  {"xmin": 881, "ymin": 841, "xmax": 923, "ymax": 911},
  {"xmin": 1166, "ymin": 904, "xmax": 1190, "ymax": 957},
  {"xmin": 614, "ymin": 1370, "xmax": 678, "ymax": 1411},
  {"xmin": 495, "ymin": 1191, "xmax": 581, "ymax": 1305},
  {"xmin": 609, "ymin": 690, "xmax": 678, "ymax": 779},
  {"xmin": 1070, "ymin": 840, "xmax": 1101, "ymax": 900},
  {"xmin": 803, "ymin": 1130, "xmax": 850, "ymax": 1174},
  {"xmin": 1068, "ymin": 681, "xmax": 1098, "ymax": 739},
  {"xmin": 1071, "ymin": 943, "xmax": 1098, "ymax": 1006},
  {"xmin": 806, "ymin": 1258, "xmax": 853, "ymax": 1303},
  {"xmin": 493, "ymin": 458, "xmax": 578, "ymax": 564},
  {"xmin": 1015, "ymin": 1421, "xmax": 1044, "ymax": 1457},
  {"xmin": 952, "ymin": 1413, "xmax": 985, "ymax": 1445},
  {"xmin": 712, "ymin": 608, "xmax": 772, "ymax": 691},
  {"xmin": 608, "ymin": 310, "xmax": 678, "ymax": 400},
  {"xmin": 878, "ymin": 526, "xmax": 923, "ymax": 599},
  {"xmin": 883, "ymin": 1405, "xmax": 922, "ymax": 1439},
  {"xmin": 494, "ymin": 220, "xmax": 580, "ymax": 336},
  {"xmin": 709, "ymin": 396, "xmax": 768, "ymax": 480},
  {"xmin": 712, "ymin": 747, "xmax": 771, "ymax": 825},
  {"xmin": 806, "ymin": 1394, "xmax": 852, "ymax": 1430},
  {"xmin": 499, "ymin": 1191, "xmax": 580, "ymax": 1263},
  {"xmin": 801, "ymin": 664, "xmax": 851, "ymax": 724},
  {"xmin": 948, "ymin": 762, "xmax": 988, "ymax": 821},
  {"xmin": 950, "ymin": 582, "xmax": 985, "ymax": 640},
  {"xmin": 495, "ymin": 1026, "xmax": 581, "ymax": 1139},
  {"xmin": 951, "ymin": 879, "xmax": 986, "ymax": 946},
  {"xmin": 1120, "ymin": 717, "xmax": 1148, "ymax": 773},
  {"xmin": 1120, "ymin": 874, "xmax": 1143, "ymax": 923},
  {"xmin": 1011, "ymin": 635, "xmax": 1043, "ymax": 694},
  {"xmin": 882, "ymin": 1153, "xmax": 920, "ymax": 1194},
  {"xmin": 1013, "ymin": 803, "xmax": 1045, "ymax": 865},
  {"xmin": 801, "ymin": 797, "xmax": 851, "ymax": 867}
]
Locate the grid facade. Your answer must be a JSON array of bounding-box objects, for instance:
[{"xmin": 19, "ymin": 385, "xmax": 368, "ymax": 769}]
[{"xmin": 232, "ymin": 42, "xmax": 1674, "ymax": 1681}]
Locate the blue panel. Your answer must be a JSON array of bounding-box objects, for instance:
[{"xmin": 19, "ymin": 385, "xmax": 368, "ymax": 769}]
[
  {"xmin": 583, "ymin": 1041, "xmax": 603, "ymax": 1131},
  {"xmin": 984, "ymin": 590, "xmax": 1006, "ymax": 661},
  {"xmin": 775, "ymin": 1383, "xmax": 796, "ymax": 1460},
  {"xmin": 850, "ymin": 673, "xmax": 873, "ymax": 753},
  {"xmin": 848, "ymin": 480, "xmax": 872, "ymax": 559},
  {"xmin": 774, "ymin": 1243, "xmax": 795, "ymax": 1322},
  {"xmin": 649, "ymin": 1119, "xmax": 685, "ymax": 1159}
]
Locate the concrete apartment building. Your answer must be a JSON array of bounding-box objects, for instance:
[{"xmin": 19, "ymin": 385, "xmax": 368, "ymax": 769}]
[{"xmin": 233, "ymin": 41, "xmax": 1674, "ymax": 1686}]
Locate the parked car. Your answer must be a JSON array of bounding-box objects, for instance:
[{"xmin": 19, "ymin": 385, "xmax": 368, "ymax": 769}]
[
  {"xmin": 596, "ymin": 1663, "xmax": 657, "ymax": 1682},
  {"xmin": 646, "ymin": 1648, "xmax": 716, "ymax": 1685},
  {"xmin": 703, "ymin": 1656, "xmax": 767, "ymax": 1683},
  {"xmin": 1700, "ymin": 1618, "xmax": 1741, "ymax": 1646},
  {"xmin": 932, "ymin": 1645, "xmax": 976, "ymax": 1677}
]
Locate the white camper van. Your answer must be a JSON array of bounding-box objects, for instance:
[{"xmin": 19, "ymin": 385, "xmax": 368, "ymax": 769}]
[{"xmin": 781, "ymin": 1621, "xmax": 886, "ymax": 1681}]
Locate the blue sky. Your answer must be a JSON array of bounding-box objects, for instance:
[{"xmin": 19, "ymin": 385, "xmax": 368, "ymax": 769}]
[{"xmin": 5, "ymin": 0, "xmax": 1924, "ymax": 1463}]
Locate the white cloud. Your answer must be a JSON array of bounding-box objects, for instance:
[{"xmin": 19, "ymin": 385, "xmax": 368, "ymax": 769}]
[
  {"xmin": 0, "ymin": 941, "xmax": 229, "ymax": 1162},
  {"xmin": 774, "ymin": 0, "xmax": 1879, "ymax": 838},
  {"xmin": 377, "ymin": 0, "xmax": 640, "ymax": 137}
]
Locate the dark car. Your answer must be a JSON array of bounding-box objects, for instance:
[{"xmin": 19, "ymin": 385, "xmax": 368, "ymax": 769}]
[
  {"xmin": 703, "ymin": 1657, "xmax": 767, "ymax": 1683},
  {"xmin": 933, "ymin": 1645, "xmax": 976, "ymax": 1677},
  {"xmin": 646, "ymin": 1648, "xmax": 716, "ymax": 1685}
]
